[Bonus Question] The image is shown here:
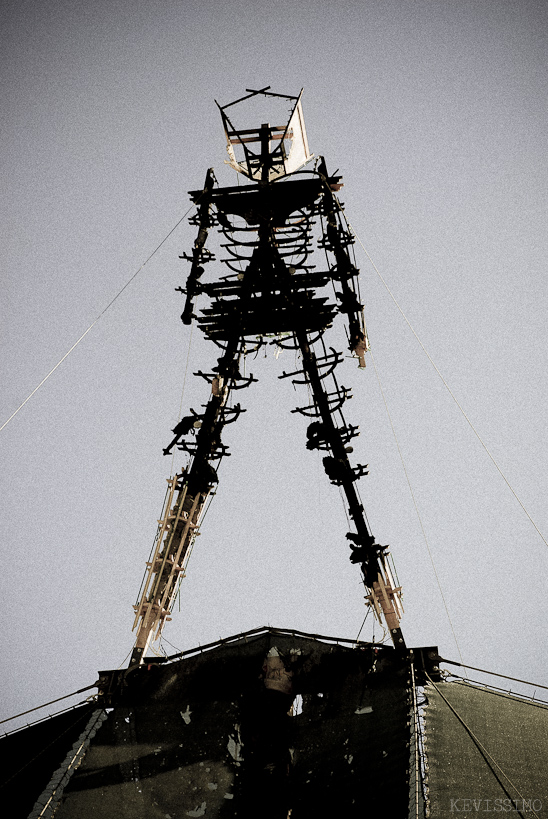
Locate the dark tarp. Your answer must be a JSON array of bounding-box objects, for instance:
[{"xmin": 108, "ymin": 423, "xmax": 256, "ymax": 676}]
[
  {"xmin": 0, "ymin": 703, "xmax": 97, "ymax": 819},
  {"xmin": 48, "ymin": 630, "xmax": 410, "ymax": 818},
  {"xmin": 290, "ymin": 669, "xmax": 410, "ymax": 816},
  {"xmin": 424, "ymin": 681, "xmax": 548, "ymax": 817}
]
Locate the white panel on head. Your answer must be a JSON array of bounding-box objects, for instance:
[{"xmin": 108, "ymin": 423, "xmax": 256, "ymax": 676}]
[{"xmin": 285, "ymin": 99, "xmax": 312, "ymax": 175}]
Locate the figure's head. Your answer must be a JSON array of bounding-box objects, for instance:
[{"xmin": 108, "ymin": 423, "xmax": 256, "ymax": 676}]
[{"xmin": 216, "ymin": 87, "xmax": 313, "ymax": 183}]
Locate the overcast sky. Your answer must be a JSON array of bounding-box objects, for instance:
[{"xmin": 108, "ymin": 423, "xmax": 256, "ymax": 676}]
[{"xmin": 2, "ymin": 0, "xmax": 548, "ymax": 730}]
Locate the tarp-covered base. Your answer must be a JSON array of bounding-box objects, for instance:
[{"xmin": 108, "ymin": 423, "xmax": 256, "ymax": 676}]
[
  {"xmin": 424, "ymin": 681, "xmax": 548, "ymax": 817},
  {"xmin": 53, "ymin": 628, "xmax": 411, "ymax": 818}
]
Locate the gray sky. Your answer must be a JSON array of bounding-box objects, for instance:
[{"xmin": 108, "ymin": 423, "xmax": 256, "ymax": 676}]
[{"xmin": 2, "ymin": 0, "xmax": 548, "ymax": 729}]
